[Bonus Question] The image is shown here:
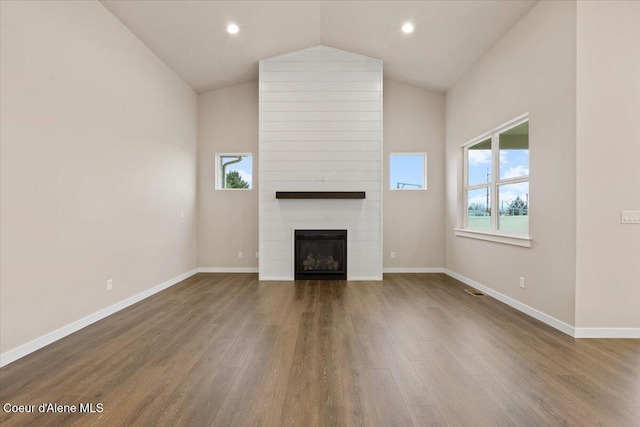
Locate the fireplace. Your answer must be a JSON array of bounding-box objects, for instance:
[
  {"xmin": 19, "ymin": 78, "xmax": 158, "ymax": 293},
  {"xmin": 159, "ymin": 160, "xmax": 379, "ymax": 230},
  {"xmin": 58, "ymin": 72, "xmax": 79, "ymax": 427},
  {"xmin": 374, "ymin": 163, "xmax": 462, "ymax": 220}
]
[{"xmin": 295, "ymin": 230, "xmax": 347, "ymax": 280}]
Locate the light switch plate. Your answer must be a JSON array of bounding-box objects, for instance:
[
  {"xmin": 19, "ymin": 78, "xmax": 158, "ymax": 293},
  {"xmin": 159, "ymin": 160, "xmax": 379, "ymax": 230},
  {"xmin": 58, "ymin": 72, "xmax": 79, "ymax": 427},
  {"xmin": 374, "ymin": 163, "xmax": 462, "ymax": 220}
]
[{"xmin": 621, "ymin": 211, "xmax": 640, "ymax": 224}]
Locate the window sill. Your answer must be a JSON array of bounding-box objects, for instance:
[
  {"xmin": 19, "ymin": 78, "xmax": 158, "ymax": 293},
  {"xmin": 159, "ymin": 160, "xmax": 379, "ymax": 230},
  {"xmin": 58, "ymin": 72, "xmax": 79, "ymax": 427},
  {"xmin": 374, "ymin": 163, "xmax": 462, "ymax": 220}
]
[{"xmin": 454, "ymin": 228, "xmax": 532, "ymax": 248}]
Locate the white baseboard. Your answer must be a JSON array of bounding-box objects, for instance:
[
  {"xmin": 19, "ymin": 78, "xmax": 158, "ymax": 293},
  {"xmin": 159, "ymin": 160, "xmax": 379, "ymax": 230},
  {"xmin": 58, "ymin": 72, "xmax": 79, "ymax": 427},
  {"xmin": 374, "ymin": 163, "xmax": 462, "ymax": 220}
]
[
  {"xmin": 445, "ymin": 269, "xmax": 640, "ymax": 339},
  {"xmin": 444, "ymin": 269, "xmax": 576, "ymax": 337},
  {"xmin": 574, "ymin": 328, "xmax": 640, "ymax": 338},
  {"xmin": 198, "ymin": 267, "xmax": 258, "ymax": 273},
  {"xmin": 6, "ymin": 268, "xmax": 633, "ymax": 368},
  {"xmin": 0, "ymin": 269, "xmax": 198, "ymax": 368},
  {"xmin": 383, "ymin": 268, "xmax": 445, "ymax": 273}
]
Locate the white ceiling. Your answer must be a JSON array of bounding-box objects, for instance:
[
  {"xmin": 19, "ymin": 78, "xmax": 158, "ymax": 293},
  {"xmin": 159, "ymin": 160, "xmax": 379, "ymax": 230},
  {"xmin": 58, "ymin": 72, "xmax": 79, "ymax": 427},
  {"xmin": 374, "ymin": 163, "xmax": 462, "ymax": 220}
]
[{"xmin": 100, "ymin": 0, "xmax": 538, "ymax": 94}]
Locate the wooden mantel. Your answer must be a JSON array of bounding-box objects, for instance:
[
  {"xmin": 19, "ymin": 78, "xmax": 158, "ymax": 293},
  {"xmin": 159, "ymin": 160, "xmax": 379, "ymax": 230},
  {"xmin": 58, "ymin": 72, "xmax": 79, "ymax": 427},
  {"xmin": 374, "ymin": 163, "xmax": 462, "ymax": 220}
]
[{"xmin": 275, "ymin": 191, "xmax": 366, "ymax": 200}]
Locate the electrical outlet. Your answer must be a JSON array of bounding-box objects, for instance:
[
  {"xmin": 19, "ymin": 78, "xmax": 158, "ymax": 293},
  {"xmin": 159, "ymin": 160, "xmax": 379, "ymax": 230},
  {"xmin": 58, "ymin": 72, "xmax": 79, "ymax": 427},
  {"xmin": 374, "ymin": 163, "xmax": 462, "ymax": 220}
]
[
  {"xmin": 238, "ymin": 251, "xmax": 243, "ymax": 259},
  {"xmin": 255, "ymin": 252, "xmax": 259, "ymax": 259},
  {"xmin": 180, "ymin": 210, "xmax": 184, "ymax": 219},
  {"xmin": 107, "ymin": 279, "xmax": 113, "ymax": 291},
  {"xmin": 390, "ymin": 252, "xmax": 396, "ymax": 259},
  {"xmin": 519, "ymin": 277, "xmax": 525, "ymax": 289}
]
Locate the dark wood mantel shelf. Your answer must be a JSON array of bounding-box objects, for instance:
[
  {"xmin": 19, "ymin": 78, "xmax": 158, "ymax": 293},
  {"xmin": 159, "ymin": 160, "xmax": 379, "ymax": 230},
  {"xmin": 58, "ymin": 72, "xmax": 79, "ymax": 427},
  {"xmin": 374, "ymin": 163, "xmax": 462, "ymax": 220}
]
[{"xmin": 276, "ymin": 191, "xmax": 366, "ymax": 200}]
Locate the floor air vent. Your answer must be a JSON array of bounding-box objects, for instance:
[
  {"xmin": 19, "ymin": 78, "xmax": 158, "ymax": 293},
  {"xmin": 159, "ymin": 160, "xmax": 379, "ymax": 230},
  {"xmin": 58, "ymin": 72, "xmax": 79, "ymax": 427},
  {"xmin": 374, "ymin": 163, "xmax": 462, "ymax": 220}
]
[{"xmin": 465, "ymin": 289, "xmax": 485, "ymax": 296}]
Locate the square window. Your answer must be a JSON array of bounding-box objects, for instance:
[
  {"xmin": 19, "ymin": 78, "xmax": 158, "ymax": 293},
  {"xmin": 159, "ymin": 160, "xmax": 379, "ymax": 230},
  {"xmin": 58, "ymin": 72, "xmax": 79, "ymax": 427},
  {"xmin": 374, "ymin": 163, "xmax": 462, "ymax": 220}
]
[
  {"xmin": 216, "ymin": 153, "xmax": 252, "ymax": 190},
  {"xmin": 390, "ymin": 153, "xmax": 427, "ymax": 190}
]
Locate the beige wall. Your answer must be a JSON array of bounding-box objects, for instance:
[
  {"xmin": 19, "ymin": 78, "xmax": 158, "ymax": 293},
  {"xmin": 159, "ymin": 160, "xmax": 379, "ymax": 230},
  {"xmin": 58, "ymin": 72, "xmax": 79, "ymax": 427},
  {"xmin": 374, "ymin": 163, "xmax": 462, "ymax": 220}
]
[
  {"xmin": 575, "ymin": 1, "xmax": 640, "ymax": 328},
  {"xmin": 383, "ymin": 80, "xmax": 445, "ymax": 270},
  {"xmin": 445, "ymin": 0, "xmax": 577, "ymax": 325},
  {"xmin": 197, "ymin": 82, "xmax": 259, "ymax": 269},
  {"xmin": 0, "ymin": 1, "xmax": 197, "ymax": 354},
  {"xmin": 197, "ymin": 79, "xmax": 444, "ymax": 272}
]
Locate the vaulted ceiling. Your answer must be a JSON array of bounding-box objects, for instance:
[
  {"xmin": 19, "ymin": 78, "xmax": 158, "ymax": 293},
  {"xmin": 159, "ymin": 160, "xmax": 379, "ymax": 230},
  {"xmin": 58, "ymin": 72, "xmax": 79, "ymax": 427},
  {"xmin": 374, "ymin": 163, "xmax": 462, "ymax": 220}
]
[{"xmin": 100, "ymin": 0, "xmax": 538, "ymax": 94}]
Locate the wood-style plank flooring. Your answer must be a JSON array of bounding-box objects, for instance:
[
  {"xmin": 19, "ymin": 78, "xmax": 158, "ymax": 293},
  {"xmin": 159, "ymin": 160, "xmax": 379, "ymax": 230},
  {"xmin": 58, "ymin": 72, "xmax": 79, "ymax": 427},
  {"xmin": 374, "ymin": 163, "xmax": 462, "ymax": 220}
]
[{"xmin": 1, "ymin": 273, "xmax": 639, "ymax": 426}]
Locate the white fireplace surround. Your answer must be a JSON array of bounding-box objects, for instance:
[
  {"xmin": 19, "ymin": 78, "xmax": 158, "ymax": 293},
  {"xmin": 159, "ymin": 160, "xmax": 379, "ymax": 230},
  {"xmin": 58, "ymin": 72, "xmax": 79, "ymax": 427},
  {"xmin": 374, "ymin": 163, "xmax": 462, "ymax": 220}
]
[{"xmin": 258, "ymin": 46, "xmax": 383, "ymax": 280}]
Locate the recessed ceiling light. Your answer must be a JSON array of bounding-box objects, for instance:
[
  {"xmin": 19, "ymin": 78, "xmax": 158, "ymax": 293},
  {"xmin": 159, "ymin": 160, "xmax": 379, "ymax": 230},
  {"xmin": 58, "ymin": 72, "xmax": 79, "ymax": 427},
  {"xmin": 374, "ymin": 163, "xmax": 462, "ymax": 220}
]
[
  {"xmin": 402, "ymin": 23, "xmax": 414, "ymax": 34},
  {"xmin": 227, "ymin": 23, "xmax": 239, "ymax": 34}
]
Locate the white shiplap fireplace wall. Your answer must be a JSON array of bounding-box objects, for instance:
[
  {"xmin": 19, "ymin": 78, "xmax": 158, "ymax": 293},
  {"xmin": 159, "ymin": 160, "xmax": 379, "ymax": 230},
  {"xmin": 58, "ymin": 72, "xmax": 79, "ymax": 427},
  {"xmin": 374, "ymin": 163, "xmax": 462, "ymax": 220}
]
[{"xmin": 259, "ymin": 46, "xmax": 383, "ymax": 280}]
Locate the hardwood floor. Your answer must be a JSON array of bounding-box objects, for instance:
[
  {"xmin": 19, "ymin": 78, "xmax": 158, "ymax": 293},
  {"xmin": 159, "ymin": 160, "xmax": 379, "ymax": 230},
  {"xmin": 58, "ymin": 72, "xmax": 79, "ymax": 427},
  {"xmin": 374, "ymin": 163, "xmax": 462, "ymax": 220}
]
[{"xmin": 1, "ymin": 273, "xmax": 639, "ymax": 426}]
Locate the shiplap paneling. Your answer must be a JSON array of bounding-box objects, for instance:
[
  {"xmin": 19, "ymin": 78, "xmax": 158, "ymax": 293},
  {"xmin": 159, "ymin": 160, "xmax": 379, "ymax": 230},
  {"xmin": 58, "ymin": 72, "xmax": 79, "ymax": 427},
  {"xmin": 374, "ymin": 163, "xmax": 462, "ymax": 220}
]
[
  {"xmin": 269, "ymin": 50, "xmax": 379, "ymax": 62},
  {"xmin": 261, "ymin": 101, "xmax": 380, "ymax": 112},
  {"xmin": 260, "ymin": 160, "xmax": 381, "ymax": 172},
  {"xmin": 260, "ymin": 150, "xmax": 381, "ymax": 162},
  {"xmin": 261, "ymin": 91, "xmax": 380, "ymax": 102},
  {"xmin": 261, "ymin": 131, "xmax": 380, "ymax": 141},
  {"xmin": 261, "ymin": 111, "xmax": 380, "ymax": 122},
  {"xmin": 260, "ymin": 200, "xmax": 381, "ymax": 212},
  {"xmin": 260, "ymin": 209, "xmax": 381, "ymax": 222},
  {"xmin": 260, "ymin": 71, "xmax": 381, "ymax": 82},
  {"xmin": 261, "ymin": 121, "xmax": 381, "ymax": 132},
  {"xmin": 261, "ymin": 170, "xmax": 380, "ymax": 182},
  {"xmin": 261, "ymin": 82, "xmax": 381, "ymax": 92},
  {"xmin": 263, "ymin": 141, "xmax": 380, "ymax": 152},
  {"xmin": 261, "ymin": 61, "xmax": 381, "ymax": 72},
  {"xmin": 259, "ymin": 46, "xmax": 383, "ymax": 280},
  {"xmin": 259, "ymin": 181, "xmax": 381, "ymax": 192}
]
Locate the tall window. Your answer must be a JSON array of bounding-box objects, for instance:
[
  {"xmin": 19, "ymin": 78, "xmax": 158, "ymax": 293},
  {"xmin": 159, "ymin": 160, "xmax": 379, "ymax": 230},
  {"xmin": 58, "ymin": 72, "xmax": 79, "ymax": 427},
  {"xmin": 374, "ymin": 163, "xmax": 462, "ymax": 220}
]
[
  {"xmin": 216, "ymin": 153, "xmax": 252, "ymax": 190},
  {"xmin": 463, "ymin": 116, "xmax": 529, "ymax": 236}
]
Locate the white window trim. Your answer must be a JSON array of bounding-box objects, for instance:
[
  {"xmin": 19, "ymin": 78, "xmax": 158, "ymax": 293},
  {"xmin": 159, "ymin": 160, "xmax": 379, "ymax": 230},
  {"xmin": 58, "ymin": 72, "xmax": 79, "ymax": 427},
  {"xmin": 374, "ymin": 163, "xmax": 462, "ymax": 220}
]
[
  {"xmin": 389, "ymin": 152, "xmax": 428, "ymax": 190},
  {"xmin": 215, "ymin": 152, "xmax": 253, "ymax": 190},
  {"xmin": 454, "ymin": 228, "xmax": 532, "ymax": 248},
  {"xmin": 458, "ymin": 113, "xmax": 530, "ymax": 247}
]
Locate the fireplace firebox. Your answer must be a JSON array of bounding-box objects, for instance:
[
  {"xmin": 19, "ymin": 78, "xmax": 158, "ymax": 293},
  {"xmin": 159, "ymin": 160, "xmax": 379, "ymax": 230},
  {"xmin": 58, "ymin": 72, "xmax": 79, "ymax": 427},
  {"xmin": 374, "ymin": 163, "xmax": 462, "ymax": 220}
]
[{"xmin": 295, "ymin": 230, "xmax": 347, "ymax": 280}]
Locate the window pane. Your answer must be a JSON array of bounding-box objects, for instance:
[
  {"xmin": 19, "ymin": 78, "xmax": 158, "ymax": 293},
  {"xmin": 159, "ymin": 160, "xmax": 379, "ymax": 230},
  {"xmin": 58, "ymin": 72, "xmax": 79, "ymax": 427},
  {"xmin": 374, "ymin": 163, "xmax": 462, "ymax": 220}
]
[
  {"xmin": 499, "ymin": 182, "xmax": 529, "ymax": 233},
  {"xmin": 390, "ymin": 153, "xmax": 426, "ymax": 190},
  {"xmin": 218, "ymin": 154, "xmax": 252, "ymax": 189},
  {"xmin": 499, "ymin": 121, "xmax": 529, "ymax": 180},
  {"xmin": 467, "ymin": 138, "xmax": 492, "ymax": 186},
  {"xmin": 467, "ymin": 187, "xmax": 491, "ymax": 230}
]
